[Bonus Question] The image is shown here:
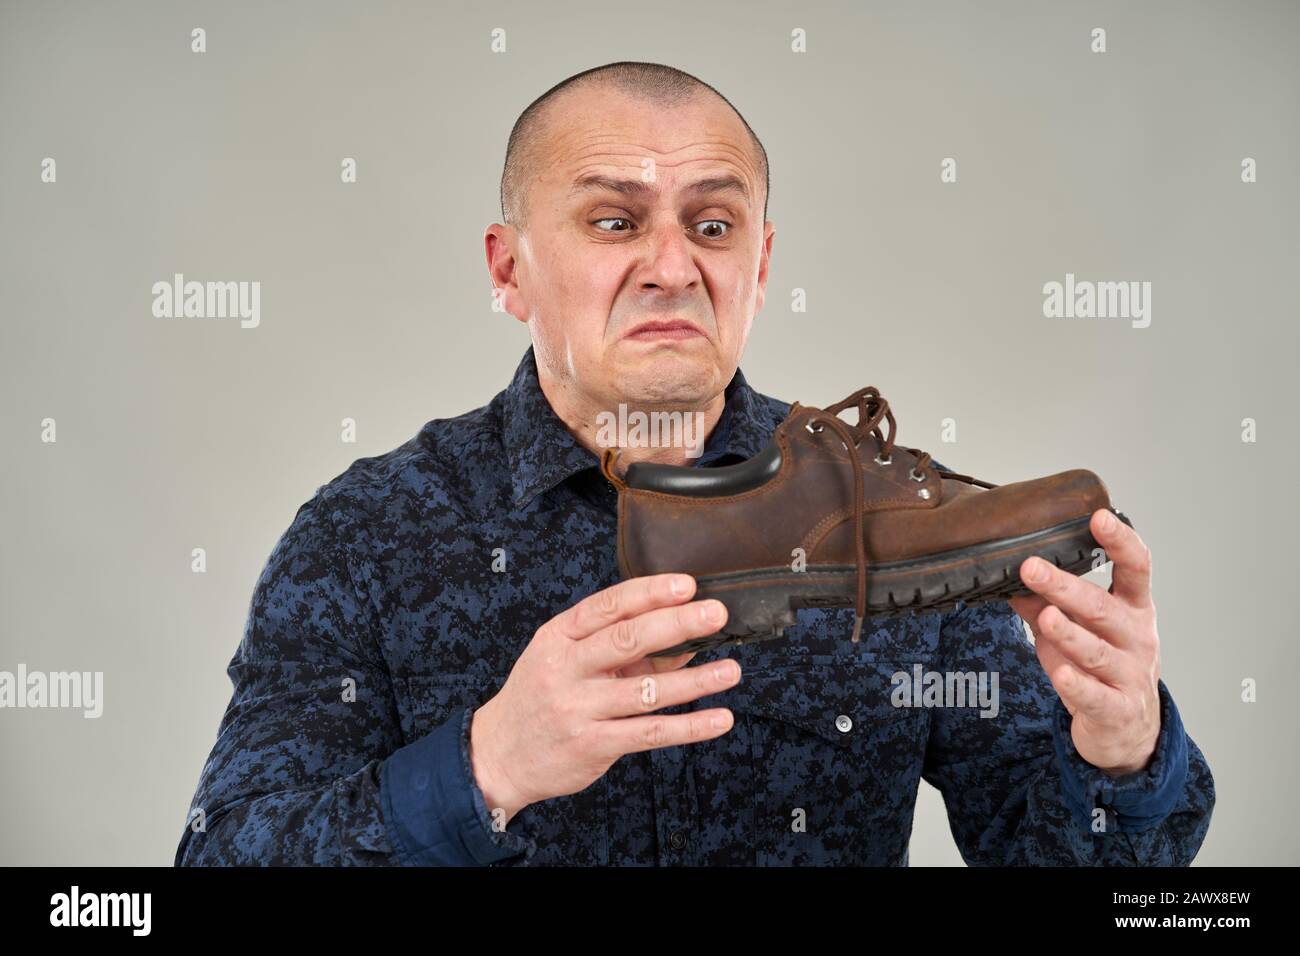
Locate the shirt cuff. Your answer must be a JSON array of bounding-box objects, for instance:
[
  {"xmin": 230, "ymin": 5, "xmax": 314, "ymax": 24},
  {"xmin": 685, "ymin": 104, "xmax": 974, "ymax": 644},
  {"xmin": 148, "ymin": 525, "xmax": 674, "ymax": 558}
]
[
  {"xmin": 1051, "ymin": 678, "xmax": 1189, "ymax": 833},
  {"xmin": 380, "ymin": 705, "xmax": 535, "ymax": 865}
]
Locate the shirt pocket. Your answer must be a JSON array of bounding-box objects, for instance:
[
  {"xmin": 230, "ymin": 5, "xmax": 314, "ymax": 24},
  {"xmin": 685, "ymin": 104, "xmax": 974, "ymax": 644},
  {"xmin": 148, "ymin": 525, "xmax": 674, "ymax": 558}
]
[
  {"xmin": 393, "ymin": 674, "xmax": 497, "ymax": 742},
  {"xmin": 713, "ymin": 607, "xmax": 945, "ymax": 672},
  {"xmin": 722, "ymin": 661, "xmax": 928, "ymax": 865}
]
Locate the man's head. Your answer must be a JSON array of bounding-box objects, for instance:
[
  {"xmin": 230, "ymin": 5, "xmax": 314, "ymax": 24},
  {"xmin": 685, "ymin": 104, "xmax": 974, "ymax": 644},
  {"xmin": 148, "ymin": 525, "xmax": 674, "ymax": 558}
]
[{"xmin": 486, "ymin": 62, "xmax": 774, "ymax": 420}]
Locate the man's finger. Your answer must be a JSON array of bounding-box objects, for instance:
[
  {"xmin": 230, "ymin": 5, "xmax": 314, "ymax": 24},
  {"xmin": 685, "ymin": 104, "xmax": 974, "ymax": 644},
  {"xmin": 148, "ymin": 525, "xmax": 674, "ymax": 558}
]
[
  {"xmin": 577, "ymin": 598, "xmax": 728, "ymax": 675},
  {"xmin": 594, "ymin": 707, "xmax": 735, "ymax": 758},
  {"xmin": 616, "ymin": 650, "xmax": 698, "ymax": 678},
  {"xmin": 1048, "ymin": 660, "xmax": 1124, "ymax": 720},
  {"xmin": 543, "ymin": 574, "xmax": 696, "ymax": 643},
  {"xmin": 1019, "ymin": 555, "xmax": 1134, "ymax": 647},
  {"xmin": 1091, "ymin": 509, "xmax": 1153, "ymax": 610},
  {"xmin": 1034, "ymin": 605, "xmax": 1125, "ymax": 686},
  {"xmin": 588, "ymin": 658, "xmax": 742, "ymax": 720}
]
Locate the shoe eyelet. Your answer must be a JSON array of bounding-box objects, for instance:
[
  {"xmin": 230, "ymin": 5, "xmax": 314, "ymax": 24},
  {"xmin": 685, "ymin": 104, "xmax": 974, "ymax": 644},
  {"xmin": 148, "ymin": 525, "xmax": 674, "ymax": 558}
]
[
  {"xmin": 874, "ymin": 453, "xmax": 892, "ymax": 466},
  {"xmin": 909, "ymin": 468, "xmax": 926, "ymax": 482},
  {"xmin": 918, "ymin": 488, "xmax": 932, "ymax": 500},
  {"xmin": 805, "ymin": 421, "xmax": 824, "ymax": 434}
]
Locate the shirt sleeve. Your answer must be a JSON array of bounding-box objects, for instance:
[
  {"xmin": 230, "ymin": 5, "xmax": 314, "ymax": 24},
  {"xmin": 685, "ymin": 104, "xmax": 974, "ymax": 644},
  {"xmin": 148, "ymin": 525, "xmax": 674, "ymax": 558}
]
[
  {"xmin": 920, "ymin": 598, "xmax": 1216, "ymax": 865},
  {"xmin": 382, "ymin": 704, "xmax": 535, "ymax": 865},
  {"xmin": 174, "ymin": 492, "xmax": 531, "ymax": 866},
  {"xmin": 1051, "ymin": 677, "xmax": 1190, "ymax": 833}
]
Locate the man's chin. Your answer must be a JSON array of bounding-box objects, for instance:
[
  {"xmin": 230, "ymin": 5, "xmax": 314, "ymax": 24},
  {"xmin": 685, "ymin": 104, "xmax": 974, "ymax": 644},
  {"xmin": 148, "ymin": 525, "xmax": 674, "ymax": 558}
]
[{"xmin": 608, "ymin": 346, "xmax": 720, "ymax": 406}]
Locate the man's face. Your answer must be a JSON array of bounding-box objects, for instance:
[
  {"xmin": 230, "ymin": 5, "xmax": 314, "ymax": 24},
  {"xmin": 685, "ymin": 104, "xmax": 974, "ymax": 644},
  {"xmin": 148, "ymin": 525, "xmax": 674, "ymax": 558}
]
[{"xmin": 488, "ymin": 86, "xmax": 774, "ymax": 412}]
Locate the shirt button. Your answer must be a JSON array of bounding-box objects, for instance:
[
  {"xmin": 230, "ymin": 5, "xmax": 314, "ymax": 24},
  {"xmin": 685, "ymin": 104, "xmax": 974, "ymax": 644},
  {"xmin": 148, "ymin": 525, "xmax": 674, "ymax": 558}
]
[
  {"xmin": 835, "ymin": 714, "xmax": 853, "ymax": 733},
  {"xmin": 668, "ymin": 829, "xmax": 687, "ymax": 850}
]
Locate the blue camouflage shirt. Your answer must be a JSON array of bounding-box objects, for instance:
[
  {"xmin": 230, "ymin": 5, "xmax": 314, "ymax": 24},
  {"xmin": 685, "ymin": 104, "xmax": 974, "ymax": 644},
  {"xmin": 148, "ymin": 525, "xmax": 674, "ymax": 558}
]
[{"xmin": 176, "ymin": 346, "xmax": 1215, "ymax": 866}]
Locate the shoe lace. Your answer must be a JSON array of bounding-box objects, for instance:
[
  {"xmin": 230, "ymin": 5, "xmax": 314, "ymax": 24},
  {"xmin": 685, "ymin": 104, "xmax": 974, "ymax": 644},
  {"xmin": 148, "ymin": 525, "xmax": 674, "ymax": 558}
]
[{"xmin": 797, "ymin": 386, "xmax": 997, "ymax": 644}]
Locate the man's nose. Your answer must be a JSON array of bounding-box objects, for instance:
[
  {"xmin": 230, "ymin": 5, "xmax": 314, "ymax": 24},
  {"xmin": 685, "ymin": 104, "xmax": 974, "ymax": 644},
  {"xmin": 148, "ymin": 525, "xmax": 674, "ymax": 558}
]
[{"xmin": 636, "ymin": 220, "xmax": 701, "ymax": 296}]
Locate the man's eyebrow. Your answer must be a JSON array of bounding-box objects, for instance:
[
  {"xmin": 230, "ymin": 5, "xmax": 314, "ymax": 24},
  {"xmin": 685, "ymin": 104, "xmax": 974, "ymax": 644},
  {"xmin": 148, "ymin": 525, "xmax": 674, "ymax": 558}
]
[{"xmin": 569, "ymin": 173, "xmax": 750, "ymax": 203}]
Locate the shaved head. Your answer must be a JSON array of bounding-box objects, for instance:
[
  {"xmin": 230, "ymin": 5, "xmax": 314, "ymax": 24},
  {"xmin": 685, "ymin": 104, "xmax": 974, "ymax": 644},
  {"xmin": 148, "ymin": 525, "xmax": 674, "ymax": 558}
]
[{"xmin": 500, "ymin": 61, "xmax": 769, "ymax": 232}]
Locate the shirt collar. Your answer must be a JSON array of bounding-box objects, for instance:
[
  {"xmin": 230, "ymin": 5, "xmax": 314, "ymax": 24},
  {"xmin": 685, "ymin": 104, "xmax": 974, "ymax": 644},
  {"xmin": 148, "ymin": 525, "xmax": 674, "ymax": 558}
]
[{"xmin": 501, "ymin": 346, "xmax": 778, "ymax": 508}]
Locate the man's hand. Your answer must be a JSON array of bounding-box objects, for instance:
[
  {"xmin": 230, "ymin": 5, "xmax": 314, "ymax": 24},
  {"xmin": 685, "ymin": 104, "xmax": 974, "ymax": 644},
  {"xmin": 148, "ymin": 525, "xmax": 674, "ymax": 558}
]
[
  {"xmin": 1007, "ymin": 508, "xmax": 1162, "ymax": 777},
  {"xmin": 468, "ymin": 573, "xmax": 739, "ymax": 827}
]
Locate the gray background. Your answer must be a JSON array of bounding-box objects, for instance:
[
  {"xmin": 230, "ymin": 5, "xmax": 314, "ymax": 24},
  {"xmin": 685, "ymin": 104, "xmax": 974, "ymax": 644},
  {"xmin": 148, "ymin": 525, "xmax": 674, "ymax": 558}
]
[{"xmin": 1, "ymin": 0, "xmax": 1296, "ymax": 865}]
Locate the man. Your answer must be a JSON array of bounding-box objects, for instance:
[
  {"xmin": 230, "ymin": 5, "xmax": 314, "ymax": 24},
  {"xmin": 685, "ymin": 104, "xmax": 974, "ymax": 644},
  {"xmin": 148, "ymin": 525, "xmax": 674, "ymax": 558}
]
[{"xmin": 176, "ymin": 61, "xmax": 1214, "ymax": 866}]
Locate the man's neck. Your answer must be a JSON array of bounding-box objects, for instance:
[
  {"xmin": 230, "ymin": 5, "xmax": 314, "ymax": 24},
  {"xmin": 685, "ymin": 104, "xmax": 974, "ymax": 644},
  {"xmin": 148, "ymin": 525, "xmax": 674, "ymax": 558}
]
[{"xmin": 536, "ymin": 370, "xmax": 728, "ymax": 469}]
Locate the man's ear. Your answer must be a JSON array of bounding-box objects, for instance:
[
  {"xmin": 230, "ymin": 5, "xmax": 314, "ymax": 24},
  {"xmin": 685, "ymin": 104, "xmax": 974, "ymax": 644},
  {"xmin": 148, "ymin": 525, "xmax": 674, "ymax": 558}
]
[
  {"xmin": 484, "ymin": 223, "xmax": 528, "ymax": 324},
  {"xmin": 754, "ymin": 221, "xmax": 775, "ymax": 315}
]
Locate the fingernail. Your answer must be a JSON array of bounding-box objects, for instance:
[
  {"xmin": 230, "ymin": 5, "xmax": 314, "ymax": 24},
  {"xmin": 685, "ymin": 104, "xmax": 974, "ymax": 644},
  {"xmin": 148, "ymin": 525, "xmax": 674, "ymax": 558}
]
[
  {"xmin": 701, "ymin": 601, "xmax": 724, "ymax": 624},
  {"xmin": 716, "ymin": 660, "xmax": 740, "ymax": 682},
  {"xmin": 1025, "ymin": 558, "xmax": 1046, "ymax": 582},
  {"xmin": 711, "ymin": 712, "xmax": 733, "ymax": 730},
  {"xmin": 1100, "ymin": 510, "xmax": 1116, "ymax": 532},
  {"xmin": 670, "ymin": 576, "xmax": 692, "ymax": 596}
]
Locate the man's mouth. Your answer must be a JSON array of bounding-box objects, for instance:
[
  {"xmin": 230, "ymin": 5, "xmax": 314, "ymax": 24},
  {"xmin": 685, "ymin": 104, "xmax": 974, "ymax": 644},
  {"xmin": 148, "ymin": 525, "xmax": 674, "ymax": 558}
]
[{"xmin": 624, "ymin": 320, "xmax": 706, "ymax": 342}]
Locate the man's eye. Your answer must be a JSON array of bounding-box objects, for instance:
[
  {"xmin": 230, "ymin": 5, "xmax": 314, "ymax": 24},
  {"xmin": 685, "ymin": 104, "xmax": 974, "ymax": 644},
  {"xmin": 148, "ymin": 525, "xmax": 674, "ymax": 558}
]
[{"xmin": 592, "ymin": 218, "xmax": 729, "ymax": 238}]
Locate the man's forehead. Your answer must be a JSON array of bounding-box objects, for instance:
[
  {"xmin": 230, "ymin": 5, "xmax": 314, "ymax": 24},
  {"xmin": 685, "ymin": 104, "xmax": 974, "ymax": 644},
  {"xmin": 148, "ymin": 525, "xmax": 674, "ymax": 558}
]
[
  {"xmin": 539, "ymin": 90, "xmax": 759, "ymax": 198},
  {"xmin": 567, "ymin": 171, "xmax": 752, "ymax": 205}
]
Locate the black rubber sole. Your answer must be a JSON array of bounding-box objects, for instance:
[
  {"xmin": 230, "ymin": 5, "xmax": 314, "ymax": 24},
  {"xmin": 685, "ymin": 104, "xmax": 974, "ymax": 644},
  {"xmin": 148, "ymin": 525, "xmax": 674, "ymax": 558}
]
[{"xmin": 648, "ymin": 508, "xmax": 1133, "ymax": 657}]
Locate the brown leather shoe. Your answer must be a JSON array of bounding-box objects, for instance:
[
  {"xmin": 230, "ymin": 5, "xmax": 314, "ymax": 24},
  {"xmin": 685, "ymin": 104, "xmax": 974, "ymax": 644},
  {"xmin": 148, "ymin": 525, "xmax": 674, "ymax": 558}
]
[{"xmin": 600, "ymin": 386, "xmax": 1132, "ymax": 657}]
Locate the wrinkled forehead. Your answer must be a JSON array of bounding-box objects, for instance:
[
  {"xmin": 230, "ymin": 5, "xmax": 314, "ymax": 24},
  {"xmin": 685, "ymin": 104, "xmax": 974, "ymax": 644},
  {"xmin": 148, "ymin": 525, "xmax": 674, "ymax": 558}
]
[{"xmin": 537, "ymin": 88, "xmax": 761, "ymax": 204}]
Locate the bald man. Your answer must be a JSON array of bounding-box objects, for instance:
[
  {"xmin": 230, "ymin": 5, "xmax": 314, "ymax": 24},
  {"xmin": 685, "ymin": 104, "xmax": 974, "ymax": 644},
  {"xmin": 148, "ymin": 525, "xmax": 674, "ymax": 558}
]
[{"xmin": 177, "ymin": 61, "xmax": 1213, "ymax": 866}]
